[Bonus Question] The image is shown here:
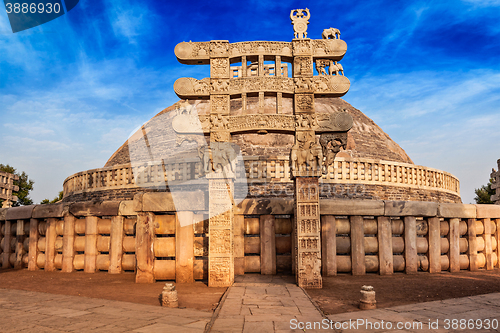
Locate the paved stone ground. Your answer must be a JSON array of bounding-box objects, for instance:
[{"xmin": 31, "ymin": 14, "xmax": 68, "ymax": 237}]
[
  {"xmin": 327, "ymin": 293, "xmax": 500, "ymax": 333},
  {"xmin": 0, "ymin": 288, "xmax": 212, "ymax": 332},
  {"xmin": 3, "ymin": 277, "xmax": 500, "ymax": 332},
  {"xmin": 209, "ymin": 275, "xmax": 324, "ymax": 333}
]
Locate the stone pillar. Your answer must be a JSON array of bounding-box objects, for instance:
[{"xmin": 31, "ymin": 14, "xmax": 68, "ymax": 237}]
[
  {"xmin": 321, "ymin": 215, "xmax": 336, "ymax": 276},
  {"xmin": 404, "ymin": 216, "xmax": 417, "ymax": 274},
  {"xmin": 45, "ymin": 217, "xmax": 57, "ymax": 272},
  {"xmin": 109, "ymin": 215, "xmax": 124, "ymax": 274},
  {"xmin": 62, "ymin": 213, "xmax": 76, "ymax": 272},
  {"xmin": 260, "ymin": 215, "xmax": 276, "ymax": 275},
  {"xmin": 350, "ymin": 216, "xmax": 365, "ymax": 275},
  {"xmin": 15, "ymin": 219, "xmax": 25, "ymax": 269},
  {"xmin": 84, "ymin": 216, "xmax": 97, "ymax": 273},
  {"xmin": 207, "ymin": 174, "xmax": 234, "ymax": 287},
  {"xmin": 427, "ymin": 217, "xmax": 441, "ymax": 273},
  {"xmin": 136, "ymin": 212, "xmax": 155, "ymax": 283},
  {"xmin": 176, "ymin": 211, "xmax": 194, "ymax": 283},
  {"xmin": 377, "ymin": 216, "xmax": 393, "ymax": 275},
  {"xmin": 295, "ymin": 177, "xmax": 322, "ymax": 288},
  {"xmin": 448, "ymin": 218, "xmax": 460, "ymax": 272},
  {"xmin": 2, "ymin": 220, "xmax": 11, "ymax": 269},
  {"xmin": 467, "ymin": 218, "xmax": 478, "ymax": 271},
  {"xmin": 28, "ymin": 218, "xmax": 39, "ymax": 271},
  {"xmin": 234, "ymin": 214, "xmax": 245, "ymax": 275}
]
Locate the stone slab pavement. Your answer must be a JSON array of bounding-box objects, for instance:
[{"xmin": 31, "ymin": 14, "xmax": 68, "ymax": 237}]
[
  {"xmin": 0, "ymin": 288, "xmax": 212, "ymax": 332},
  {"xmin": 208, "ymin": 275, "xmax": 325, "ymax": 333},
  {"xmin": 327, "ymin": 293, "xmax": 500, "ymax": 333},
  {"xmin": 3, "ymin": 278, "xmax": 500, "ymax": 333}
]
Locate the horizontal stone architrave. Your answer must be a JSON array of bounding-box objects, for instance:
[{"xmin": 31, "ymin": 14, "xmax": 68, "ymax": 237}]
[
  {"xmin": 139, "ymin": 191, "xmax": 206, "ymax": 212},
  {"xmin": 234, "ymin": 198, "xmax": 294, "ymax": 215},
  {"xmin": 69, "ymin": 201, "xmax": 120, "ymax": 217},
  {"xmin": 173, "ymin": 76, "xmax": 350, "ymax": 98},
  {"xmin": 384, "ymin": 201, "xmax": 438, "ymax": 217},
  {"xmin": 476, "ymin": 204, "xmax": 500, "ymax": 219},
  {"xmin": 438, "ymin": 203, "xmax": 476, "ymax": 219},
  {"xmin": 5, "ymin": 205, "xmax": 36, "ymax": 220},
  {"xmin": 32, "ymin": 203, "xmax": 66, "ymax": 218},
  {"xmin": 63, "ymin": 157, "xmax": 461, "ymax": 200},
  {"xmin": 320, "ymin": 199, "xmax": 384, "ymax": 216},
  {"xmin": 174, "ymin": 40, "xmax": 347, "ymax": 64}
]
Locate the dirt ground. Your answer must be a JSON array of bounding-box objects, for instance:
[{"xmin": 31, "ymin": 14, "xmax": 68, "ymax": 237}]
[
  {"xmin": 0, "ymin": 269, "xmax": 226, "ymax": 311},
  {"xmin": 3, "ymin": 269, "xmax": 500, "ymax": 316},
  {"xmin": 306, "ymin": 270, "xmax": 500, "ymax": 315}
]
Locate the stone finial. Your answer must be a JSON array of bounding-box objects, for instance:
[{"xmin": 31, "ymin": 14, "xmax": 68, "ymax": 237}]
[
  {"xmin": 290, "ymin": 9, "xmax": 310, "ymax": 39},
  {"xmin": 359, "ymin": 285, "xmax": 376, "ymax": 310},
  {"xmin": 160, "ymin": 283, "xmax": 179, "ymax": 307}
]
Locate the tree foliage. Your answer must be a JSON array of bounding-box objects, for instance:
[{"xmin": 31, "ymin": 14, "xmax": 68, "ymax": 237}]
[
  {"xmin": 40, "ymin": 191, "xmax": 64, "ymax": 204},
  {"xmin": 474, "ymin": 178, "xmax": 496, "ymax": 204},
  {"xmin": 0, "ymin": 164, "xmax": 35, "ymax": 206}
]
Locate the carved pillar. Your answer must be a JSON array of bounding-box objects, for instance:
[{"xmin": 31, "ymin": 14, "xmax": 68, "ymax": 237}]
[
  {"xmin": 207, "ymin": 173, "xmax": 234, "ymax": 287},
  {"xmin": 291, "ymin": 38, "xmax": 322, "ymax": 288},
  {"xmin": 275, "ymin": 56, "xmax": 282, "ymax": 77},
  {"xmin": 294, "ymin": 177, "xmax": 322, "ymax": 288}
]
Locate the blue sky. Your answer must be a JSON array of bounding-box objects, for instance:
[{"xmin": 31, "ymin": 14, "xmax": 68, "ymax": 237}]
[{"xmin": 0, "ymin": 0, "xmax": 499, "ymax": 204}]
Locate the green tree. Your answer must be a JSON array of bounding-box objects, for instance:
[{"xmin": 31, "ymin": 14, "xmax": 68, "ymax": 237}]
[
  {"xmin": 474, "ymin": 178, "xmax": 496, "ymax": 204},
  {"xmin": 0, "ymin": 164, "xmax": 35, "ymax": 206},
  {"xmin": 40, "ymin": 191, "xmax": 64, "ymax": 204}
]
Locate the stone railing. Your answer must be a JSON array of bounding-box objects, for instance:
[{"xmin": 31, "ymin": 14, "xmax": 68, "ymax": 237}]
[
  {"xmin": 3, "ymin": 197, "xmax": 500, "ymax": 281},
  {"xmin": 0, "ymin": 171, "xmax": 19, "ymax": 208},
  {"xmin": 63, "ymin": 157, "xmax": 460, "ymax": 199}
]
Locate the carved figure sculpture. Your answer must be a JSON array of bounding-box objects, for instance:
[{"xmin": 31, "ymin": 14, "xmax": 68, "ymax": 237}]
[
  {"xmin": 198, "ymin": 146, "xmax": 211, "ymax": 175},
  {"xmin": 319, "ymin": 133, "xmax": 348, "ymax": 174},
  {"xmin": 210, "ymin": 114, "xmax": 229, "ymax": 130},
  {"xmin": 315, "ymin": 59, "xmax": 329, "ymax": 75},
  {"xmin": 322, "ymin": 27, "xmax": 341, "ymax": 39},
  {"xmin": 211, "ymin": 143, "xmax": 237, "ymax": 175},
  {"xmin": 290, "ymin": 9, "xmax": 310, "ymax": 39},
  {"xmin": 193, "ymin": 80, "xmax": 209, "ymax": 94},
  {"xmin": 328, "ymin": 61, "xmax": 344, "ymax": 76}
]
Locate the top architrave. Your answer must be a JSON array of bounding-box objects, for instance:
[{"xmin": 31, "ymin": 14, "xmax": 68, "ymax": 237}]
[{"xmin": 174, "ymin": 39, "xmax": 347, "ymax": 64}]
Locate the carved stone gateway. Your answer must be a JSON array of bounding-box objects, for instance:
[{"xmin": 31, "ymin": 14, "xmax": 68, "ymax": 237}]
[{"xmin": 173, "ymin": 9, "xmax": 353, "ymax": 288}]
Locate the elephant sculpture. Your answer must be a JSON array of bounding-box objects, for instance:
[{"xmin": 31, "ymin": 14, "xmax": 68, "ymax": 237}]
[
  {"xmin": 328, "ymin": 61, "xmax": 344, "ymax": 76},
  {"xmin": 322, "ymin": 27, "xmax": 341, "ymax": 39}
]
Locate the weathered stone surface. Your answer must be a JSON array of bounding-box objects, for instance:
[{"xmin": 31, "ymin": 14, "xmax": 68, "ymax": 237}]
[
  {"xmin": 384, "ymin": 201, "xmax": 438, "ymax": 217},
  {"xmin": 118, "ymin": 200, "xmax": 137, "ymax": 216},
  {"xmin": 69, "ymin": 201, "xmax": 120, "ymax": 217},
  {"xmin": 476, "ymin": 204, "xmax": 500, "ymax": 219},
  {"xmin": 234, "ymin": 199, "xmax": 294, "ymax": 215},
  {"xmin": 5, "ymin": 205, "xmax": 36, "ymax": 220},
  {"xmin": 438, "ymin": 203, "xmax": 476, "ymax": 218},
  {"xmin": 0, "ymin": 208, "xmax": 7, "ymax": 220},
  {"xmin": 320, "ymin": 199, "xmax": 384, "ymax": 216},
  {"xmin": 32, "ymin": 203, "xmax": 66, "ymax": 218},
  {"xmin": 141, "ymin": 191, "xmax": 205, "ymax": 212}
]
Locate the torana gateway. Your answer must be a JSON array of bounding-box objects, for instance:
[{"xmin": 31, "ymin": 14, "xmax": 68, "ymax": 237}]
[{"xmin": 2, "ymin": 10, "xmax": 500, "ymax": 289}]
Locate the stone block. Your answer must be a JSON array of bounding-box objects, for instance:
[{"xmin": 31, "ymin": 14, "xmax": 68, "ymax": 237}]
[
  {"xmin": 384, "ymin": 201, "xmax": 438, "ymax": 217},
  {"xmin": 438, "ymin": 203, "xmax": 476, "ymax": 218},
  {"xmin": 5, "ymin": 205, "xmax": 35, "ymax": 220},
  {"xmin": 142, "ymin": 191, "xmax": 205, "ymax": 212},
  {"xmin": 476, "ymin": 205, "xmax": 500, "ymax": 219},
  {"xmin": 320, "ymin": 199, "xmax": 384, "ymax": 216},
  {"xmin": 69, "ymin": 201, "xmax": 120, "ymax": 217},
  {"xmin": 234, "ymin": 199, "xmax": 294, "ymax": 215},
  {"xmin": 133, "ymin": 192, "xmax": 144, "ymax": 212},
  {"xmin": 118, "ymin": 200, "xmax": 137, "ymax": 216},
  {"xmin": 0, "ymin": 208, "xmax": 7, "ymax": 220},
  {"xmin": 32, "ymin": 203, "xmax": 66, "ymax": 218}
]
